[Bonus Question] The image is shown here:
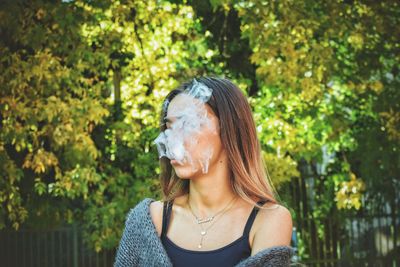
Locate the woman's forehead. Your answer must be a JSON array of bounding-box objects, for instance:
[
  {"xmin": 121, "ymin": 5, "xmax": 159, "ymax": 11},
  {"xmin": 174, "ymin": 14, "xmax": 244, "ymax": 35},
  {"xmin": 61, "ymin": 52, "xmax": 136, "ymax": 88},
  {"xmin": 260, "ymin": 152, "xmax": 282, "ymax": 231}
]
[{"xmin": 166, "ymin": 94, "xmax": 205, "ymax": 117}]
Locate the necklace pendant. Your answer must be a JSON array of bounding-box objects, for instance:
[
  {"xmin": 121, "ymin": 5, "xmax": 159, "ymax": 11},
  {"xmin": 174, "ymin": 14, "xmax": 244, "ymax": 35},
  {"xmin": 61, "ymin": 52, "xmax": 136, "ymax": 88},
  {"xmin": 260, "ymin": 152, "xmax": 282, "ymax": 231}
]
[
  {"xmin": 197, "ymin": 217, "xmax": 213, "ymax": 224},
  {"xmin": 198, "ymin": 244, "xmax": 202, "ymax": 249},
  {"xmin": 201, "ymin": 230, "xmax": 206, "ymax": 236}
]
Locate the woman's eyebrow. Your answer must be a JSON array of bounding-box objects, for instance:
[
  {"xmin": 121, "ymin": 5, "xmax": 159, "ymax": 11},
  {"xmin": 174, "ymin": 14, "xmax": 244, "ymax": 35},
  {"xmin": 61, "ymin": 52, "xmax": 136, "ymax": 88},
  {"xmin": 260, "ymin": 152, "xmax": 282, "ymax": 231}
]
[
  {"xmin": 164, "ymin": 116, "xmax": 183, "ymax": 123},
  {"xmin": 164, "ymin": 117, "xmax": 173, "ymax": 123}
]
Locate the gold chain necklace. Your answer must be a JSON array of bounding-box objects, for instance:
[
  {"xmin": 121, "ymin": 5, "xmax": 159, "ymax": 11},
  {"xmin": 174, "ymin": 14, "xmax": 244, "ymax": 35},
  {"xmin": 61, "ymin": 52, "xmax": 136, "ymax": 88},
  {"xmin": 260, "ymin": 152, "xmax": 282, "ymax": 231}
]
[
  {"xmin": 187, "ymin": 196, "xmax": 236, "ymax": 224},
  {"xmin": 187, "ymin": 196, "xmax": 238, "ymax": 248}
]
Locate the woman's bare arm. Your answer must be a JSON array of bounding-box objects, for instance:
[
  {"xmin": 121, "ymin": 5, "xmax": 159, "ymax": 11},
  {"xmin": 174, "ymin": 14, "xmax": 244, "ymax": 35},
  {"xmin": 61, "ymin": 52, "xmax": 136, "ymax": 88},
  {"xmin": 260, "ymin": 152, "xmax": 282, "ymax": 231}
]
[
  {"xmin": 251, "ymin": 203, "xmax": 293, "ymax": 256},
  {"xmin": 149, "ymin": 201, "xmax": 164, "ymax": 237}
]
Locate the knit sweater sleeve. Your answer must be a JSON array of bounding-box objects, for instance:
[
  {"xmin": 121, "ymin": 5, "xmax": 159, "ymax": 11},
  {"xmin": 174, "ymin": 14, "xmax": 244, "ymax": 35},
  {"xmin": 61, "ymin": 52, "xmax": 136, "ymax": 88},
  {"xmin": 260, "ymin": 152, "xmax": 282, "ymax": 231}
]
[
  {"xmin": 114, "ymin": 198, "xmax": 173, "ymax": 267},
  {"xmin": 235, "ymin": 246, "xmax": 294, "ymax": 267},
  {"xmin": 114, "ymin": 207, "xmax": 139, "ymax": 267}
]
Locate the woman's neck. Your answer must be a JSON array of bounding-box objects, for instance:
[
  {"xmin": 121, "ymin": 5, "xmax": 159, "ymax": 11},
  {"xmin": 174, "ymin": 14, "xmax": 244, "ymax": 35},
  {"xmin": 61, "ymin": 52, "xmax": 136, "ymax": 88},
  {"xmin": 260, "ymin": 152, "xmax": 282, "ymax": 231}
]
[{"xmin": 186, "ymin": 158, "xmax": 237, "ymax": 217}]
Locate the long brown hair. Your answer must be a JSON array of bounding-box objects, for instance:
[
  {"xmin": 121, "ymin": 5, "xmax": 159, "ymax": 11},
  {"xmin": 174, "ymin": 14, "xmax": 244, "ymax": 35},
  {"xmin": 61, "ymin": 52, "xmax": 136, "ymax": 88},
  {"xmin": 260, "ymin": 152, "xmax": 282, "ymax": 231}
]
[{"xmin": 158, "ymin": 77, "xmax": 277, "ymax": 207}]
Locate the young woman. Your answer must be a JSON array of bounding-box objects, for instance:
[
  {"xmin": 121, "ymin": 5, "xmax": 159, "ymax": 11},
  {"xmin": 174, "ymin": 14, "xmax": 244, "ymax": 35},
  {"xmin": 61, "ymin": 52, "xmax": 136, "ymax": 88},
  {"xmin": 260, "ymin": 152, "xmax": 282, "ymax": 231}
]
[{"xmin": 114, "ymin": 77, "xmax": 293, "ymax": 267}]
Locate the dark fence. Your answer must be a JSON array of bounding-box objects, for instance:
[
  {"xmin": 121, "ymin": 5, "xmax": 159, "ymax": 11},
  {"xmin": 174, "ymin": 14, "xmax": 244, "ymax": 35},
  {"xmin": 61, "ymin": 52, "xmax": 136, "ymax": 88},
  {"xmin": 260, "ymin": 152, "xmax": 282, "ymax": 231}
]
[
  {"xmin": 289, "ymin": 162, "xmax": 400, "ymax": 267},
  {"xmin": 292, "ymin": 215, "xmax": 399, "ymax": 267},
  {"xmin": 0, "ymin": 225, "xmax": 115, "ymax": 267}
]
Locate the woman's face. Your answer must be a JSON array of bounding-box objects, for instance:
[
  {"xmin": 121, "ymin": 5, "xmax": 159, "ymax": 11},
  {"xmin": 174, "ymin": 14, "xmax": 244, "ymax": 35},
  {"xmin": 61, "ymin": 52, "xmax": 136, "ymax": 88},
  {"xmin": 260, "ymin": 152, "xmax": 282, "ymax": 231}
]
[{"xmin": 161, "ymin": 93, "xmax": 224, "ymax": 179}]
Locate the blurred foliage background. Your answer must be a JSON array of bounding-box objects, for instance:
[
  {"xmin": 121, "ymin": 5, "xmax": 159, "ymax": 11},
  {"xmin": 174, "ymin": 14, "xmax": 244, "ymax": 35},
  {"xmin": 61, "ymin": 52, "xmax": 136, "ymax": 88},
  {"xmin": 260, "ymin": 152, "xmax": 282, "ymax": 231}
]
[{"xmin": 0, "ymin": 0, "xmax": 399, "ymax": 262}]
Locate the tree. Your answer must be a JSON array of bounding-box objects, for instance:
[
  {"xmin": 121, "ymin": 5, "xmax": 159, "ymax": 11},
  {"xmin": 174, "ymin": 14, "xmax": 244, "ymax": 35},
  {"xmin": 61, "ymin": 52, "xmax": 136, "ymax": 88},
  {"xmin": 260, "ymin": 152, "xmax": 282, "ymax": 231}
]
[
  {"xmin": 230, "ymin": 0, "xmax": 399, "ymax": 209},
  {"xmin": 1, "ymin": 0, "xmax": 398, "ymax": 254},
  {"xmin": 0, "ymin": 0, "xmax": 212, "ymax": 251}
]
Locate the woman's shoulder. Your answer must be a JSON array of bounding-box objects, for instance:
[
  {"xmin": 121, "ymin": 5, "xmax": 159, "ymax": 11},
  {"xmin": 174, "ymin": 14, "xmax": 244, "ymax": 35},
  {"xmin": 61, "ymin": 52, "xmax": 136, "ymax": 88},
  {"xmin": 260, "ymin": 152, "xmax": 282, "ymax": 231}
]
[
  {"xmin": 149, "ymin": 200, "xmax": 164, "ymax": 236},
  {"xmin": 257, "ymin": 201, "xmax": 292, "ymax": 222},
  {"xmin": 149, "ymin": 195, "xmax": 187, "ymax": 236},
  {"xmin": 125, "ymin": 198, "xmax": 157, "ymax": 224},
  {"xmin": 251, "ymin": 202, "xmax": 293, "ymax": 255}
]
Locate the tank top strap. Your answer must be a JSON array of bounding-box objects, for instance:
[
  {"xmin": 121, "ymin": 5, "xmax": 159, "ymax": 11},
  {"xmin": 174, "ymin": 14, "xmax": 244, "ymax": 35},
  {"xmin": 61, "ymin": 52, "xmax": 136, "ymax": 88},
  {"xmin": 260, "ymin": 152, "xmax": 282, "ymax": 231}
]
[
  {"xmin": 161, "ymin": 199, "xmax": 174, "ymax": 238},
  {"xmin": 242, "ymin": 200, "xmax": 269, "ymax": 237}
]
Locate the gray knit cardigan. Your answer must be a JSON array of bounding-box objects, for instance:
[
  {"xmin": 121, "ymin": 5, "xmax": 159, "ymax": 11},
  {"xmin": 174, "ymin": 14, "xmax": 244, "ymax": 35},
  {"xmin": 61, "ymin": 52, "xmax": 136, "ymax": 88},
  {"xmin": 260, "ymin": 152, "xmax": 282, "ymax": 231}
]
[{"xmin": 114, "ymin": 198, "xmax": 294, "ymax": 267}]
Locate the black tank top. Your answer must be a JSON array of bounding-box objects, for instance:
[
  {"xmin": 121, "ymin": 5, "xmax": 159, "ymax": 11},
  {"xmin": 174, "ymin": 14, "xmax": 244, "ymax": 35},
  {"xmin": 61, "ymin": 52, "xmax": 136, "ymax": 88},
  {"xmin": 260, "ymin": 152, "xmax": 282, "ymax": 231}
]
[{"xmin": 160, "ymin": 199, "xmax": 267, "ymax": 267}]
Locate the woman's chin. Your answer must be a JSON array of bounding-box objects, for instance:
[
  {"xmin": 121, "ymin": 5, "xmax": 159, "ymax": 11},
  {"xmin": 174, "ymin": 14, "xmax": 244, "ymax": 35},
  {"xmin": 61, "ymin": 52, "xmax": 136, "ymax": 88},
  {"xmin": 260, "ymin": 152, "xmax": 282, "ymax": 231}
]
[{"xmin": 172, "ymin": 165, "xmax": 200, "ymax": 179}]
